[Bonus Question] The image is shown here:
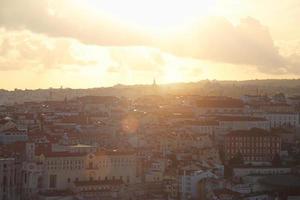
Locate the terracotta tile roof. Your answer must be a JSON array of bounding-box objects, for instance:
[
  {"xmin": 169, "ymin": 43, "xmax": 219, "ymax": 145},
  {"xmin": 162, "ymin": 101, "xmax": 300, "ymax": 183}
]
[{"xmin": 197, "ymin": 98, "xmax": 244, "ymax": 108}]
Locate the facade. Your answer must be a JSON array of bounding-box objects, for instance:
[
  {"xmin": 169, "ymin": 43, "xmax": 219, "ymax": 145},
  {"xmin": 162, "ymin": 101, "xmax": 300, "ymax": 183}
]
[
  {"xmin": 40, "ymin": 152, "xmax": 86, "ymax": 190},
  {"xmin": 179, "ymin": 169, "xmax": 217, "ymax": 200},
  {"xmin": 73, "ymin": 179, "xmax": 126, "ymax": 199},
  {"xmin": 21, "ymin": 161, "xmax": 44, "ymax": 198},
  {"xmin": 225, "ymin": 129, "xmax": 281, "ymax": 163},
  {"xmin": 0, "ymin": 128, "xmax": 28, "ymax": 144},
  {"xmin": 0, "ymin": 157, "xmax": 21, "ymax": 200},
  {"xmin": 177, "ymin": 120, "xmax": 219, "ymax": 135},
  {"xmin": 241, "ymin": 95, "xmax": 270, "ymax": 104},
  {"xmin": 217, "ymin": 116, "xmax": 270, "ymax": 134},
  {"xmin": 196, "ymin": 97, "xmax": 245, "ymax": 116},
  {"xmin": 262, "ymin": 112, "xmax": 299, "ymax": 128},
  {"xmin": 232, "ymin": 166, "xmax": 292, "ymax": 177},
  {"xmin": 85, "ymin": 150, "xmax": 139, "ymax": 184}
]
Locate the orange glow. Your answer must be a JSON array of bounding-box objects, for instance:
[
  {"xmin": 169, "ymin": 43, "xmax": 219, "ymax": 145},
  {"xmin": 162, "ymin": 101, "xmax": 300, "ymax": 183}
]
[
  {"xmin": 121, "ymin": 116, "xmax": 139, "ymax": 134},
  {"xmin": 75, "ymin": 0, "xmax": 216, "ymax": 29}
]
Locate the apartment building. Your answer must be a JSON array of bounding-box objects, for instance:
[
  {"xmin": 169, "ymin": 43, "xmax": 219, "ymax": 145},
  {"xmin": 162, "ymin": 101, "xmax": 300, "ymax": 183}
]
[{"xmin": 225, "ymin": 128, "xmax": 281, "ymax": 163}]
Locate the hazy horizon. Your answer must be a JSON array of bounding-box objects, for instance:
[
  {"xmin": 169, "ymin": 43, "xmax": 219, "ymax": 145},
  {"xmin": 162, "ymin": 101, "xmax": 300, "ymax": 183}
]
[{"xmin": 2, "ymin": 78, "xmax": 300, "ymax": 91}]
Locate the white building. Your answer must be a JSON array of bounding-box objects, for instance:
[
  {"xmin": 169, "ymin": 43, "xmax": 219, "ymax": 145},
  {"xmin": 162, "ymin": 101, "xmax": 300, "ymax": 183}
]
[
  {"xmin": 217, "ymin": 116, "xmax": 270, "ymax": 134},
  {"xmin": 179, "ymin": 169, "xmax": 217, "ymax": 200},
  {"xmin": 38, "ymin": 152, "xmax": 86, "ymax": 191},
  {"xmin": 232, "ymin": 166, "xmax": 292, "ymax": 178},
  {"xmin": 261, "ymin": 112, "xmax": 299, "ymax": 128},
  {"xmin": 0, "ymin": 128, "xmax": 28, "ymax": 144},
  {"xmin": 175, "ymin": 120, "xmax": 219, "ymax": 135},
  {"xmin": 241, "ymin": 95, "xmax": 270, "ymax": 104},
  {"xmin": 196, "ymin": 97, "xmax": 246, "ymax": 116}
]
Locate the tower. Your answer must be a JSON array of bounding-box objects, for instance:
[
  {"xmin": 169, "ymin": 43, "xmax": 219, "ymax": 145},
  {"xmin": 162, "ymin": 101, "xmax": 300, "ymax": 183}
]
[
  {"xmin": 152, "ymin": 78, "xmax": 157, "ymax": 87},
  {"xmin": 151, "ymin": 78, "xmax": 159, "ymax": 95}
]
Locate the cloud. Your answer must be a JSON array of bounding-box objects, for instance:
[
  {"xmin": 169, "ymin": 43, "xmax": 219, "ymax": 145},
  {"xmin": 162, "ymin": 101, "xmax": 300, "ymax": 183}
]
[
  {"xmin": 0, "ymin": 27, "xmax": 203, "ymax": 86},
  {"xmin": 108, "ymin": 47, "xmax": 165, "ymax": 73},
  {"xmin": 0, "ymin": 0, "xmax": 299, "ymax": 75},
  {"xmin": 0, "ymin": 28, "xmax": 96, "ymax": 71},
  {"xmin": 0, "ymin": 0, "xmax": 148, "ymax": 46},
  {"xmin": 161, "ymin": 17, "xmax": 289, "ymax": 74}
]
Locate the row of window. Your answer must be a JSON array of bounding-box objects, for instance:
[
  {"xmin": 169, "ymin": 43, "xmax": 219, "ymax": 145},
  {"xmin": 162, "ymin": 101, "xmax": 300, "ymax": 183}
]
[
  {"xmin": 227, "ymin": 143, "xmax": 280, "ymax": 147},
  {"xmin": 227, "ymin": 149, "xmax": 279, "ymax": 154},
  {"xmin": 228, "ymin": 137, "xmax": 279, "ymax": 141}
]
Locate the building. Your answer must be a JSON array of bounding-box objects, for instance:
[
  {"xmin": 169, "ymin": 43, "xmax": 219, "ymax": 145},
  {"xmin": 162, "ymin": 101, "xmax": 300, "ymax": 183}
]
[
  {"xmin": 232, "ymin": 166, "xmax": 292, "ymax": 178},
  {"xmin": 216, "ymin": 116, "xmax": 270, "ymax": 133},
  {"xmin": 78, "ymin": 96, "xmax": 120, "ymax": 116},
  {"xmin": 38, "ymin": 152, "xmax": 86, "ymax": 190},
  {"xmin": 72, "ymin": 179, "xmax": 126, "ymax": 199},
  {"xmin": 241, "ymin": 95, "xmax": 270, "ymax": 104},
  {"xmin": 262, "ymin": 112, "xmax": 299, "ymax": 128},
  {"xmin": 85, "ymin": 150, "xmax": 140, "ymax": 184},
  {"xmin": 176, "ymin": 120, "xmax": 219, "ymax": 135},
  {"xmin": 196, "ymin": 96, "xmax": 245, "ymax": 116},
  {"xmin": 0, "ymin": 128, "xmax": 28, "ymax": 144},
  {"xmin": 225, "ymin": 128, "xmax": 281, "ymax": 163},
  {"xmin": 0, "ymin": 157, "xmax": 21, "ymax": 200},
  {"xmin": 179, "ymin": 168, "xmax": 217, "ymax": 200}
]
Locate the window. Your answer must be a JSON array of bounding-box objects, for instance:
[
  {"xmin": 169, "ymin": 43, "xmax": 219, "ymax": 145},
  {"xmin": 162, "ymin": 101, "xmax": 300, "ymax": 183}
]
[
  {"xmin": 127, "ymin": 176, "xmax": 130, "ymax": 183},
  {"xmin": 49, "ymin": 175, "xmax": 57, "ymax": 188},
  {"xmin": 89, "ymin": 162, "xmax": 93, "ymax": 169}
]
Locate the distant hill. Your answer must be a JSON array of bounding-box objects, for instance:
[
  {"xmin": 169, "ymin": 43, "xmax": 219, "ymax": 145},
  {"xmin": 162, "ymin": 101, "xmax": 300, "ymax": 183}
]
[{"xmin": 1, "ymin": 79, "xmax": 300, "ymax": 105}]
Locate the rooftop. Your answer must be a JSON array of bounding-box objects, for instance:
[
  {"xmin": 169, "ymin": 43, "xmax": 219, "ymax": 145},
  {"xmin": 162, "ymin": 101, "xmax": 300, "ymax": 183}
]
[
  {"xmin": 197, "ymin": 98, "xmax": 244, "ymax": 108},
  {"xmin": 259, "ymin": 175, "xmax": 300, "ymax": 188},
  {"xmin": 226, "ymin": 128, "xmax": 279, "ymax": 137},
  {"xmin": 215, "ymin": 116, "xmax": 267, "ymax": 122},
  {"xmin": 74, "ymin": 179, "xmax": 124, "ymax": 187}
]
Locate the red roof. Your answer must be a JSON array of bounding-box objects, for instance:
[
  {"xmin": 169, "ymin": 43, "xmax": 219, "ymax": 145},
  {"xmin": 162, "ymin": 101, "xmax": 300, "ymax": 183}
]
[
  {"xmin": 197, "ymin": 98, "xmax": 244, "ymax": 108},
  {"xmin": 43, "ymin": 151, "xmax": 86, "ymax": 158}
]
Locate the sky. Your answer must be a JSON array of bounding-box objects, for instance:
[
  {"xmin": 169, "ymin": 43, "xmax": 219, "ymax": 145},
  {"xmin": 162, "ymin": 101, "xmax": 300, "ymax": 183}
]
[{"xmin": 0, "ymin": 0, "xmax": 300, "ymax": 90}]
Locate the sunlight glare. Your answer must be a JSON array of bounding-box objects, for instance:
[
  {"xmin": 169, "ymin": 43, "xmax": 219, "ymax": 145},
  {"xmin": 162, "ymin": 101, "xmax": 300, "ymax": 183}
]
[{"xmin": 77, "ymin": 0, "xmax": 216, "ymax": 29}]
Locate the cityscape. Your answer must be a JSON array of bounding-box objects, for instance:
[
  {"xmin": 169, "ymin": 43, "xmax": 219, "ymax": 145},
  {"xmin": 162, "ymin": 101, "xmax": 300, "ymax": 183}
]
[
  {"xmin": 1, "ymin": 0, "xmax": 300, "ymax": 200},
  {"xmin": 1, "ymin": 82, "xmax": 300, "ymax": 200}
]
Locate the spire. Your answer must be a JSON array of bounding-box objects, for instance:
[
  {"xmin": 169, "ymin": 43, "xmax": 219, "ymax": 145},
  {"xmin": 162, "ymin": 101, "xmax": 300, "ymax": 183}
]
[{"xmin": 152, "ymin": 78, "xmax": 157, "ymax": 86}]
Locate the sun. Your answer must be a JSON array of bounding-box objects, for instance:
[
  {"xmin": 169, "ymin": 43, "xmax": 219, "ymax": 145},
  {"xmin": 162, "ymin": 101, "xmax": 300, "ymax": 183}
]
[{"xmin": 76, "ymin": 0, "xmax": 216, "ymax": 30}]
